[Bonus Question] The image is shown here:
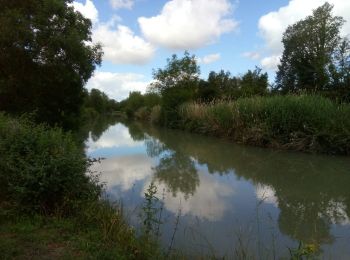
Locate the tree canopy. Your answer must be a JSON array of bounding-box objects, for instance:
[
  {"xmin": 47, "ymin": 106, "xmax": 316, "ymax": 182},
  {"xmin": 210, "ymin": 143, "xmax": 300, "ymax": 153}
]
[
  {"xmin": 275, "ymin": 2, "xmax": 350, "ymax": 100},
  {"xmin": 150, "ymin": 51, "xmax": 200, "ymax": 94},
  {"xmin": 0, "ymin": 0, "xmax": 102, "ymax": 128}
]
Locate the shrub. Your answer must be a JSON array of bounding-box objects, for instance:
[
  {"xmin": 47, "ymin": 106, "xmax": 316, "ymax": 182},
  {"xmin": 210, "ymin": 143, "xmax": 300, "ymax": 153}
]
[
  {"xmin": 150, "ymin": 105, "xmax": 161, "ymax": 124},
  {"xmin": 134, "ymin": 106, "xmax": 150, "ymax": 121},
  {"xmin": 0, "ymin": 114, "xmax": 101, "ymax": 215}
]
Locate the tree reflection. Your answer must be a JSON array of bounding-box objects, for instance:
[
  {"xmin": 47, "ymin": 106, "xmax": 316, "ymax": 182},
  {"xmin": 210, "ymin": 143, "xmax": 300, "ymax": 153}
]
[
  {"xmin": 136, "ymin": 123, "xmax": 350, "ymax": 249},
  {"xmin": 75, "ymin": 115, "xmax": 119, "ymax": 144},
  {"xmin": 153, "ymin": 152, "xmax": 199, "ymax": 199}
]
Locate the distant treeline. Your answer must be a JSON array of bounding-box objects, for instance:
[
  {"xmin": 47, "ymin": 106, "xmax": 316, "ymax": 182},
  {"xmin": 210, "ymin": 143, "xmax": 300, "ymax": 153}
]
[{"xmin": 83, "ymin": 88, "xmax": 119, "ymax": 117}]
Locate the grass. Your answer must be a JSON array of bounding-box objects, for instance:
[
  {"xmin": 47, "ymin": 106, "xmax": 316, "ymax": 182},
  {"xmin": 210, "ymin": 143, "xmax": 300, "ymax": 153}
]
[
  {"xmin": 0, "ymin": 212, "xmax": 136, "ymax": 259},
  {"xmin": 178, "ymin": 95, "xmax": 350, "ymax": 155},
  {"xmin": 0, "ymin": 198, "xmax": 158, "ymax": 259}
]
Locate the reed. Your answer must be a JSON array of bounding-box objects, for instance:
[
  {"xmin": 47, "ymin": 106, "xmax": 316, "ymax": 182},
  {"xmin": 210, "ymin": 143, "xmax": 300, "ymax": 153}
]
[{"xmin": 178, "ymin": 95, "xmax": 350, "ymax": 154}]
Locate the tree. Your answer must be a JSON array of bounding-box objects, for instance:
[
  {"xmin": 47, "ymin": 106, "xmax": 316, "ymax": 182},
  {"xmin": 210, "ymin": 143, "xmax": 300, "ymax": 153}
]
[
  {"xmin": 0, "ymin": 0, "xmax": 102, "ymax": 128},
  {"xmin": 151, "ymin": 51, "xmax": 200, "ymax": 94},
  {"xmin": 275, "ymin": 2, "xmax": 349, "ymax": 98},
  {"xmin": 206, "ymin": 70, "xmax": 241, "ymax": 100},
  {"xmin": 83, "ymin": 88, "xmax": 118, "ymax": 115},
  {"xmin": 124, "ymin": 91, "xmax": 145, "ymax": 118},
  {"xmin": 151, "ymin": 52, "xmax": 200, "ymax": 126},
  {"xmin": 240, "ymin": 67, "xmax": 268, "ymax": 97}
]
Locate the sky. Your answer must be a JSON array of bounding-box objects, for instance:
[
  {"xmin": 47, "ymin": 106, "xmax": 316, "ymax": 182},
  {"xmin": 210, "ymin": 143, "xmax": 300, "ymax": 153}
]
[{"xmin": 71, "ymin": 0, "xmax": 350, "ymax": 101}]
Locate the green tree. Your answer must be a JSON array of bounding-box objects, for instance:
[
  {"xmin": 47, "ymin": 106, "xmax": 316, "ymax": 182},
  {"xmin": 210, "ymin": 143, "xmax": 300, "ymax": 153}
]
[
  {"xmin": 240, "ymin": 67, "xmax": 268, "ymax": 97},
  {"xmin": 151, "ymin": 52, "xmax": 200, "ymax": 126},
  {"xmin": 124, "ymin": 91, "xmax": 145, "ymax": 117},
  {"xmin": 86, "ymin": 89, "xmax": 108, "ymax": 113},
  {"xmin": 275, "ymin": 2, "xmax": 349, "ymax": 98},
  {"xmin": 206, "ymin": 70, "xmax": 239, "ymax": 100},
  {"xmin": 0, "ymin": 0, "xmax": 102, "ymax": 128},
  {"xmin": 151, "ymin": 51, "xmax": 200, "ymax": 94}
]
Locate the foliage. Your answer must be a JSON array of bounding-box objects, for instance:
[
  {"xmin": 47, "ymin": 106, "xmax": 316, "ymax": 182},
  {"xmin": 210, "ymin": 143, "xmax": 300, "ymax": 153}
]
[
  {"xmin": 119, "ymin": 91, "xmax": 161, "ymax": 119},
  {"xmin": 83, "ymin": 88, "xmax": 119, "ymax": 116},
  {"xmin": 150, "ymin": 105, "xmax": 161, "ymax": 124},
  {"xmin": 149, "ymin": 51, "xmax": 200, "ymax": 126},
  {"xmin": 142, "ymin": 182, "xmax": 161, "ymax": 236},
  {"xmin": 160, "ymin": 84, "xmax": 196, "ymax": 127},
  {"xmin": 179, "ymin": 95, "xmax": 350, "ymax": 154},
  {"xmin": 275, "ymin": 2, "xmax": 350, "ymax": 101},
  {"xmin": 0, "ymin": 0, "xmax": 102, "ymax": 128},
  {"xmin": 200, "ymin": 70, "xmax": 239, "ymax": 101},
  {"xmin": 0, "ymin": 114, "xmax": 101, "ymax": 215},
  {"xmin": 289, "ymin": 241, "xmax": 318, "ymax": 260},
  {"xmin": 240, "ymin": 67, "xmax": 269, "ymax": 97},
  {"xmin": 150, "ymin": 51, "xmax": 200, "ymax": 94}
]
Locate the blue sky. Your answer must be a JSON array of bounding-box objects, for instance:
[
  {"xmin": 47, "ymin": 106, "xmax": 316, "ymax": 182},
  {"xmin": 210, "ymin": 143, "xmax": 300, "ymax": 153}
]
[{"xmin": 71, "ymin": 0, "xmax": 350, "ymax": 101}]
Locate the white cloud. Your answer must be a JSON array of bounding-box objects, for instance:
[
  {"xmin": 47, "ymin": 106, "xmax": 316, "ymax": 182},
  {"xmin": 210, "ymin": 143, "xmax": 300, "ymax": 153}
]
[
  {"xmin": 110, "ymin": 0, "xmax": 134, "ymax": 10},
  {"xmin": 242, "ymin": 51, "xmax": 261, "ymax": 60},
  {"xmin": 138, "ymin": 0, "xmax": 238, "ymax": 49},
  {"xmin": 86, "ymin": 71, "xmax": 150, "ymax": 101},
  {"xmin": 93, "ymin": 21, "xmax": 155, "ymax": 65},
  {"xmin": 71, "ymin": 0, "xmax": 99, "ymax": 23},
  {"xmin": 261, "ymin": 55, "xmax": 281, "ymax": 70},
  {"xmin": 72, "ymin": 1, "xmax": 155, "ymax": 65},
  {"xmin": 198, "ymin": 53, "xmax": 221, "ymax": 64},
  {"xmin": 258, "ymin": 0, "xmax": 350, "ymax": 70}
]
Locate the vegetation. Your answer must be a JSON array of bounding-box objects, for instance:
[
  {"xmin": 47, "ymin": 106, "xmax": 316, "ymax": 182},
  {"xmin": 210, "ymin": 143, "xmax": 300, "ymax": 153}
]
[
  {"xmin": 0, "ymin": 0, "xmax": 349, "ymax": 257},
  {"xmin": 83, "ymin": 88, "xmax": 120, "ymax": 118},
  {"xmin": 0, "ymin": 114, "xmax": 158, "ymax": 259},
  {"xmin": 119, "ymin": 91, "xmax": 161, "ymax": 120},
  {"xmin": 0, "ymin": 0, "xmax": 102, "ymax": 128},
  {"xmin": 275, "ymin": 3, "xmax": 350, "ymax": 101},
  {"xmin": 179, "ymin": 95, "xmax": 350, "ymax": 154},
  {"xmin": 0, "ymin": 114, "xmax": 99, "ymax": 215}
]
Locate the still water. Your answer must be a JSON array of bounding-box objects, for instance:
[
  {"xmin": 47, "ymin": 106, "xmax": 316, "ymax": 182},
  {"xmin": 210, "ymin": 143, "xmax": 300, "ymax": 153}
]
[{"xmin": 86, "ymin": 120, "xmax": 350, "ymax": 258}]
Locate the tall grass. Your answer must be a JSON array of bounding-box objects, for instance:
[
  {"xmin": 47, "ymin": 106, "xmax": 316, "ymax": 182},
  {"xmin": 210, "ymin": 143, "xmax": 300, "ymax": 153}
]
[{"xmin": 179, "ymin": 95, "xmax": 350, "ymax": 154}]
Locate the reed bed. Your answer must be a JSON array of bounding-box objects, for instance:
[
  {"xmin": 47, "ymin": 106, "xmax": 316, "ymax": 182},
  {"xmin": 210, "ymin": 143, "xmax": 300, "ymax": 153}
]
[{"xmin": 179, "ymin": 95, "xmax": 350, "ymax": 154}]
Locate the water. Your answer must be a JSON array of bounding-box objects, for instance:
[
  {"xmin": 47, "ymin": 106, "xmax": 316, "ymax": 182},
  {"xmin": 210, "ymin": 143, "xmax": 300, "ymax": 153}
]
[{"xmin": 86, "ymin": 120, "xmax": 350, "ymax": 258}]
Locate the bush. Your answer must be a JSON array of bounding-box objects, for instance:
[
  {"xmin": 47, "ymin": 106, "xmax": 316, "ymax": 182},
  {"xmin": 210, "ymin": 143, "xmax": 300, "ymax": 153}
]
[
  {"xmin": 150, "ymin": 105, "xmax": 161, "ymax": 124},
  {"xmin": 0, "ymin": 114, "xmax": 101, "ymax": 215},
  {"xmin": 134, "ymin": 106, "xmax": 150, "ymax": 121}
]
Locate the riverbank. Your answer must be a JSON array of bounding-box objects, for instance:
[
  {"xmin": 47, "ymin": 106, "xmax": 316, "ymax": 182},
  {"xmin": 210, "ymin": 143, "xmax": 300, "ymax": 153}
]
[
  {"xmin": 0, "ymin": 206, "xmax": 144, "ymax": 259},
  {"xmin": 0, "ymin": 114, "xmax": 158, "ymax": 259},
  {"xmin": 143, "ymin": 95, "xmax": 350, "ymax": 155}
]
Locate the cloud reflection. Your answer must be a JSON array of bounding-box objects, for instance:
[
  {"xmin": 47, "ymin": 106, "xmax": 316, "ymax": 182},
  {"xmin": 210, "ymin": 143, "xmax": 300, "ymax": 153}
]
[
  {"xmin": 90, "ymin": 154, "xmax": 154, "ymax": 191},
  {"xmin": 86, "ymin": 123, "xmax": 143, "ymax": 154},
  {"xmin": 255, "ymin": 183, "xmax": 278, "ymax": 207},
  {"xmin": 143, "ymin": 172, "xmax": 235, "ymax": 221}
]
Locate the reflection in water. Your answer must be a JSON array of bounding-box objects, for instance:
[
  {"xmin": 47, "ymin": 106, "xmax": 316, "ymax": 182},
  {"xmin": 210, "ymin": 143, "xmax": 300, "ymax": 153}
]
[
  {"xmin": 154, "ymin": 152, "xmax": 199, "ymax": 199},
  {"xmin": 143, "ymin": 171, "xmax": 234, "ymax": 221},
  {"xmin": 90, "ymin": 154, "xmax": 154, "ymax": 192},
  {"xmin": 255, "ymin": 184, "xmax": 278, "ymax": 206},
  {"xmin": 86, "ymin": 123, "xmax": 143, "ymax": 155},
  {"xmin": 86, "ymin": 120, "xmax": 350, "ymax": 258}
]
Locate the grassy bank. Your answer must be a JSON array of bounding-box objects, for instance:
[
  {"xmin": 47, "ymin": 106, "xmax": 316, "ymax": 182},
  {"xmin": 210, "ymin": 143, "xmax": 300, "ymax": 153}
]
[
  {"xmin": 177, "ymin": 95, "xmax": 350, "ymax": 155},
  {"xmin": 0, "ymin": 114, "xmax": 157, "ymax": 259}
]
